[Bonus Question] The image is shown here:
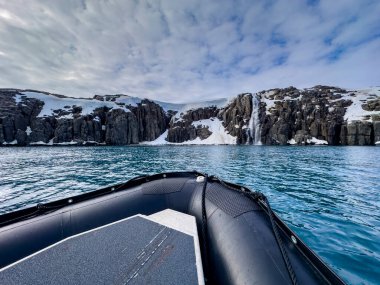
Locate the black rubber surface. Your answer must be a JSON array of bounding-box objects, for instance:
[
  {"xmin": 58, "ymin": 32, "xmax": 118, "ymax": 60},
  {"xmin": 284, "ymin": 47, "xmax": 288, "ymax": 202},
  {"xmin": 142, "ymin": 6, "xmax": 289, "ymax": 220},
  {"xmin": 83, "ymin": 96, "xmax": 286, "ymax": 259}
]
[
  {"xmin": 142, "ymin": 177, "xmax": 188, "ymax": 195},
  {"xmin": 0, "ymin": 172, "xmax": 345, "ymax": 285},
  {"xmin": 0, "ymin": 216, "xmax": 198, "ymax": 285},
  {"xmin": 206, "ymin": 181, "xmax": 260, "ymax": 217}
]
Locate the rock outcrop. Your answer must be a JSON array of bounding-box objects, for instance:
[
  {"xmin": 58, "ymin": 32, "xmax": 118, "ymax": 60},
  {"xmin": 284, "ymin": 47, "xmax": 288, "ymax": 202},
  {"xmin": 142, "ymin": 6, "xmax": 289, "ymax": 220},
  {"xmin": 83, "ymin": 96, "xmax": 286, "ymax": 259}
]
[
  {"xmin": 218, "ymin": 94, "xmax": 254, "ymax": 144},
  {"xmin": 340, "ymin": 121, "xmax": 374, "ymax": 146},
  {"xmin": 0, "ymin": 89, "xmax": 168, "ymax": 146},
  {"xmin": 130, "ymin": 99, "xmax": 168, "ymax": 142},
  {"xmin": 374, "ymin": 121, "xmax": 380, "ymax": 143},
  {"xmin": 105, "ymin": 109, "xmax": 138, "ymax": 145},
  {"xmin": 258, "ymin": 86, "xmax": 379, "ymax": 145},
  {"xmin": 167, "ymin": 107, "xmax": 219, "ymax": 143},
  {"xmin": 54, "ymin": 119, "xmax": 74, "ymax": 143},
  {"xmin": 29, "ymin": 117, "xmax": 55, "ymax": 143},
  {"xmin": 72, "ymin": 116, "xmax": 103, "ymax": 143},
  {"xmin": 0, "ymin": 86, "xmax": 379, "ymax": 146}
]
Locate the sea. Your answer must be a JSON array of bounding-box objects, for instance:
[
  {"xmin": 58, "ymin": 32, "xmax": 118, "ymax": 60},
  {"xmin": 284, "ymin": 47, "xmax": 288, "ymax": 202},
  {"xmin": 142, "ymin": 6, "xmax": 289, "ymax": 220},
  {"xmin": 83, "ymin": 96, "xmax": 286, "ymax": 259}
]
[{"xmin": 0, "ymin": 145, "xmax": 379, "ymax": 285}]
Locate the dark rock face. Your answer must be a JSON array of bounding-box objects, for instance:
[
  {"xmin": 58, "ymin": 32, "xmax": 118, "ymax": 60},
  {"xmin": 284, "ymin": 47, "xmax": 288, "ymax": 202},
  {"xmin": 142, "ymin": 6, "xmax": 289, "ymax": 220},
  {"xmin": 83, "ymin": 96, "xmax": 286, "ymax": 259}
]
[
  {"xmin": 105, "ymin": 109, "xmax": 138, "ymax": 145},
  {"xmin": 362, "ymin": 98, "xmax": 380, "ymax": 111},
  {"xmin": 29, "ymin": 117, "xmax": 55, "ymax": 143},
  {"xmin": 182, "ymin": 107, "xmax": 219, "ymax": 122},
  {"xmin": 14, "ymin": 114, "xmax": 27, "ymax": 132},
  {"xmin": 194, "ymin": 125, "xmax": 212, "ymax": 139},
  {"xmin": 218, "ymin": 94, "xmax": 253, "ymax": 144},
  {"xmin": 0, "ymin": 90, "xmax": 21, "ymax": 118},
  {"xmin": 130, "ymin": 100, "xmax": 168, "ymax": 142},
  {"xmin": 374, "ymin": 121, "xmax": 380, "ymax": 143},
  {"xmin": 18, "ymin": 97, "xmax": 44, "ymax": 119},
  {"xmin": 54, "ymin": 119, "xmax": 74, "ymax": 143},
  {"xmin": 73, "ymin": 116, "xmax": 102, "ymax": 143},
  {"xmin": 0, "ymin": 89, "xmax": 169, "ymax": 146},
  {"xmin": 0, "ymin": 123, "xmax": 4, "ymax": 144},
  {"xmin": 0, "ymin": 89, "xmax": 46, "ymax": 144},
  {"xmin": 268, "ymin": 119, "xmax": 291, "ymax": 145},
  {"xmin": 259, "ymin": 86, "xmax": 361, "ymax": 145},
  {"xmin": 340, "ymin": 121, "xmax": 373, "ymax": 145},
  {"xmin": 167, "ymin": 124, "xmax": 196, "ymax": 143},
  {"xmin": 15, "ymin": 129, "xmax": 28, "ymax": 146},
  {"xmin": 167, "ymin": 107, "xmax": 219, "ymax": 143},
  {"xmin": 2, "ymin": 116, "xmax": 15, "ymax": 142}
]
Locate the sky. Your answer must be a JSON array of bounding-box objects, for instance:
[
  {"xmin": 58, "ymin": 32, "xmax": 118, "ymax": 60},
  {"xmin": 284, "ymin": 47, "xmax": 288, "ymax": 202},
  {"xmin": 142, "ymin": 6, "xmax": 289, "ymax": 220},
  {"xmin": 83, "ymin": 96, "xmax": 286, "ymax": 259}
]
[{"xmin": 0, "ymin": 0, "xmax": 379, "ymax": 102}]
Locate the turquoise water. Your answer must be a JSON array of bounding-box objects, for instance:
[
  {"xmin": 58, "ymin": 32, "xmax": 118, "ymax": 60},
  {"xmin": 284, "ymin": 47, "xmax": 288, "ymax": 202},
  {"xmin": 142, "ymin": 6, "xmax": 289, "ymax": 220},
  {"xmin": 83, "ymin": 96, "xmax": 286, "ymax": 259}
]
[{"xmin": 0, "ymin": 146, "xmax": 379, "ymax": 284}]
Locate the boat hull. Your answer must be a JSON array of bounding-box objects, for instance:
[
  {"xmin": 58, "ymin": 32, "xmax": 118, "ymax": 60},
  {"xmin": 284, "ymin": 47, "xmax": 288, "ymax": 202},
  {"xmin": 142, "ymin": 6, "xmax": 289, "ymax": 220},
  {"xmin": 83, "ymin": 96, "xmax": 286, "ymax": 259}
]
[{"xmin": 0, "ymin": 171, "xmax": 344, "ymax": 285}]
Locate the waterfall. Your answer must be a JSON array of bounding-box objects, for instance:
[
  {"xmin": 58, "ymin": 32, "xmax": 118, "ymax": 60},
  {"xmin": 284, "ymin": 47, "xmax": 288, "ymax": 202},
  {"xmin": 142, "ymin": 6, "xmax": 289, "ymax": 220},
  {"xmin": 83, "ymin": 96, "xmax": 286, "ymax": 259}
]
[{"xmin": 248, "ymin": 95, "xmax": 262, "ymax": 145}]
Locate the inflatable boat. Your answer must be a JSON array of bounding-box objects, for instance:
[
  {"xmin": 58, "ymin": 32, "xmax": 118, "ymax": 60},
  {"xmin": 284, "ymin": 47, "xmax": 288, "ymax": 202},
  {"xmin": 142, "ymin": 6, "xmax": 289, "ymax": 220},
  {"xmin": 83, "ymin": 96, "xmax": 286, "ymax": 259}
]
[{"xmin": 0, "ymin": 171, "xmax": 345, "ymax": 285}]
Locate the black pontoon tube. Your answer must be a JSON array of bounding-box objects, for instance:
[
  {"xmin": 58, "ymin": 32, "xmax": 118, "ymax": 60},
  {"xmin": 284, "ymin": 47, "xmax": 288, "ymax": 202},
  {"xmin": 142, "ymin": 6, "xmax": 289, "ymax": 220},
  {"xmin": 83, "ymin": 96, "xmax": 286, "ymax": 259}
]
[{"xmin": 0, "ymin": 171, "xmax": 345, "ymax": 285}]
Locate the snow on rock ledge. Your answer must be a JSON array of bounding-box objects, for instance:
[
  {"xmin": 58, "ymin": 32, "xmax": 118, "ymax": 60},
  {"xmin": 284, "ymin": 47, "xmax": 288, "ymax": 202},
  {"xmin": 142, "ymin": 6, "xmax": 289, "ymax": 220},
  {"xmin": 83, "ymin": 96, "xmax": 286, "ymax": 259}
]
[
  {"xmin": 16, "ymin": 91, "xmax": 132, "ymax": 119},
  {"xmin": 308, "ymin": 137, "xmax": 328, "ymax": 145}
]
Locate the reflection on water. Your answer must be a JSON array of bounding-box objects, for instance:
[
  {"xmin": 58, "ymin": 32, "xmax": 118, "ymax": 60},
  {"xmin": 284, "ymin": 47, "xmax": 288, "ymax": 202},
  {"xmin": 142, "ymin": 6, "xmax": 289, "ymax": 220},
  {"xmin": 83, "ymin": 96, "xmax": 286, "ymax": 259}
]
[{"xmin": 0, "ymin": 145, "xmax": 379, "ymax": 284}]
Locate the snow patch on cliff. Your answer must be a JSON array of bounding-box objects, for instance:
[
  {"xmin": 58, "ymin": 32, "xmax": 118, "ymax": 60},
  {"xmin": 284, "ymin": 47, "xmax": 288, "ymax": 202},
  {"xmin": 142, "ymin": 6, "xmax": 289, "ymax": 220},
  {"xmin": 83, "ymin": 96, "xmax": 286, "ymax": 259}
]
[
  {"xmin": 343, "ymin": 88, "xmax": 380, "ymax": 123},
  {"xmin": 287, "ymin": 137, "xmax": 328, "ymax": 145},
  {"xmin": 29, "ymin": 139, "xmax": 54, "ymax": 146},
  {"xmin": 261, "ymin": 91, "xmax": 276, "ymax": 115},
  {"xmin": 142, "ymin": 130, "xmax": 169, "ymax": 145},
  {"xmin": 114, "ymin": 96, "xmax": 141, "ymax": 107},
  {"xmin": 142, "ymin": 118, "xmax": 236, "ymax": 145},
  {"xmin": 189, "ymin": 118, "xmax": 236, "ymax": 145},
  {"xmin": 14, "ymin": 94, "xmax": 22, "ymax": 104},
  {"xmin": 2, "ymin": 140, "xmax": 17, "ymax": 145},
  {"xmin": 308, "ymin": 137, "xmax": 328, "ymax": 145},
  {"xmin": 261, "ymin": 90, "xmax": 303, "ymax": 115}
]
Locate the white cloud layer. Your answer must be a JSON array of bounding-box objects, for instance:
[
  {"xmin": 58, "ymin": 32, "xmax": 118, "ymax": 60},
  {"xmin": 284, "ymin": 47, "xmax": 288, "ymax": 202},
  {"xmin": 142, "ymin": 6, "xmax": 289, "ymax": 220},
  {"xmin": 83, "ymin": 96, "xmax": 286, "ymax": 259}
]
[{"xmin": 0, "ymin": 0, "xmax": 379, "ymax": 102}]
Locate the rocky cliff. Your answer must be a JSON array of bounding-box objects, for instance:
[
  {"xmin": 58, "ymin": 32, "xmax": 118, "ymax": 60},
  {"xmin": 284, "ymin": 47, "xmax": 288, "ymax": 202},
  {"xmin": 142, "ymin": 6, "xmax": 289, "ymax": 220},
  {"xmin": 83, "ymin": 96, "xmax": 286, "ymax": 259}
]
[
  {"xmin": 0, "ymin": 89, "xmax": 170, "ymax": 146},
  {"xmin": 0, "ymin": 86, "xmax": 379, "ymax": 146},
  {"xmin": 258, "ymin": 86, "xmax": 379, "ymax": 146}
]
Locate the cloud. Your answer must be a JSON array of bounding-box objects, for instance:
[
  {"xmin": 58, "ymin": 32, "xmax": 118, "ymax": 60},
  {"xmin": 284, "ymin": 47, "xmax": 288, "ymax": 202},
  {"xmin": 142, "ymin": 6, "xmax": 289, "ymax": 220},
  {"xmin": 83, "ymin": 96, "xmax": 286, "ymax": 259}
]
[{"xmin": 0, "ymin": 0, "xmax": 379, "ymax": 102}]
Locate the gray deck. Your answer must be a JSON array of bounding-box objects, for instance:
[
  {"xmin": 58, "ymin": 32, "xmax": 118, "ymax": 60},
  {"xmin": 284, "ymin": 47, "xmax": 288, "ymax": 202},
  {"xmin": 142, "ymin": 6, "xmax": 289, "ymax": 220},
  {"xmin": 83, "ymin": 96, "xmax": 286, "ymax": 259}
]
[{"xmin": 0, "ymin": 214, "xmax": 200, "ymax": 285}]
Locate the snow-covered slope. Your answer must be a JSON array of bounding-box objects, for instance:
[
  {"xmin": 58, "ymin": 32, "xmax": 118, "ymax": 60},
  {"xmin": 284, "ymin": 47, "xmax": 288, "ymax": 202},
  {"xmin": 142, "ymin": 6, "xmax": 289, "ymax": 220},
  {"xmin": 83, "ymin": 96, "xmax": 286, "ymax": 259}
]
[
  {"xmin": 342, "ymin": 88, "xmax": 380, "ymax": 122},
  {"xmin": 16, "ymin": 91, "xmax": 230, "ymax": 119},
  {"xmin": 16, "ymin": 91, "xmax": 134, "ymax": 119}
]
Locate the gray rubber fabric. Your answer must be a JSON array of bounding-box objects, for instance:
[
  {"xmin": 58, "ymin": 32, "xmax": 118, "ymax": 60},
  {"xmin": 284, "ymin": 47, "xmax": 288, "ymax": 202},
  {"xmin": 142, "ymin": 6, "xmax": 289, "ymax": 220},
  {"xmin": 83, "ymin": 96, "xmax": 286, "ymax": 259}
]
[{"xmin": 0, "ymin": 216, "xmax": 198, "ymax": 285}]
